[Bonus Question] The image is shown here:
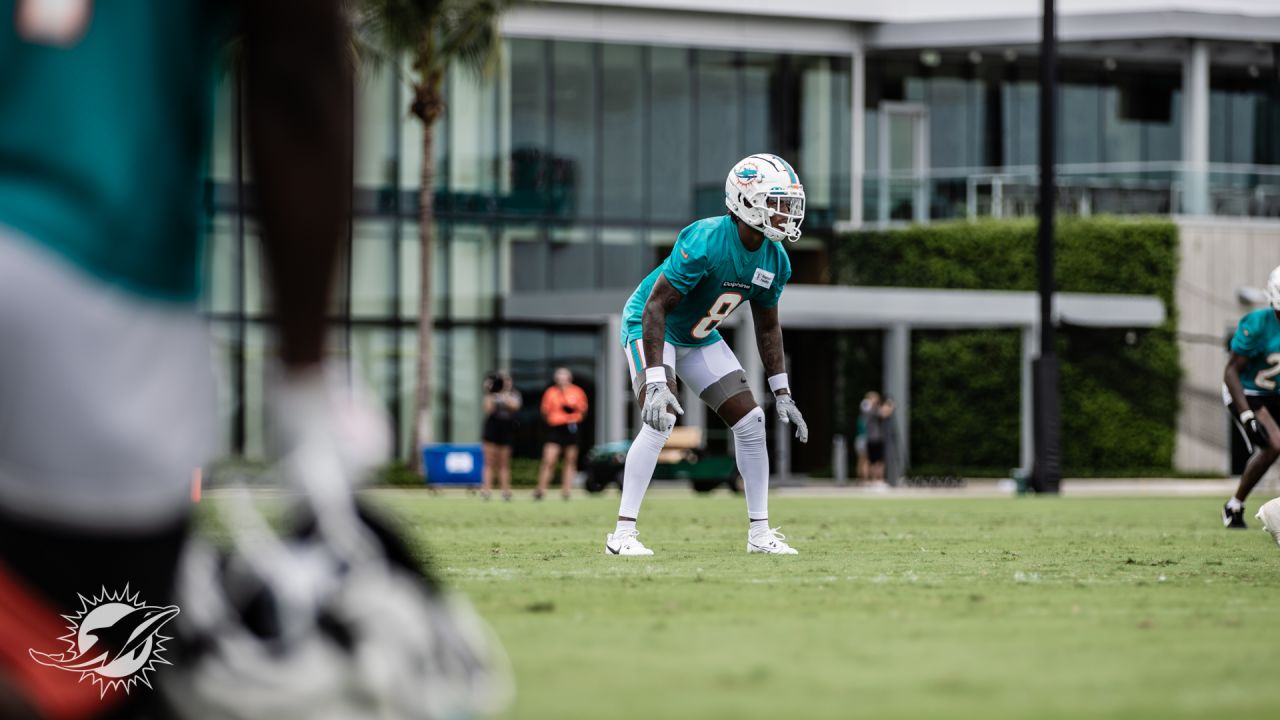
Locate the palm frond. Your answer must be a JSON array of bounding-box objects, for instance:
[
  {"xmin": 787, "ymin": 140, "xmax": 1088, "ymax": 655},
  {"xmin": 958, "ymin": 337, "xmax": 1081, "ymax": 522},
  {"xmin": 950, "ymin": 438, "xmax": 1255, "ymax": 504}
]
[
  {"xmin": 438, "ymin": 0, "xmax": 517, "ymax": 78},
  {"xmin": 358, "ymin": 0, "xmax": 518, "ymax": 75},
  {"xmin": 357, "ymin": 0, "xmax": 444, "ymax": 55}
]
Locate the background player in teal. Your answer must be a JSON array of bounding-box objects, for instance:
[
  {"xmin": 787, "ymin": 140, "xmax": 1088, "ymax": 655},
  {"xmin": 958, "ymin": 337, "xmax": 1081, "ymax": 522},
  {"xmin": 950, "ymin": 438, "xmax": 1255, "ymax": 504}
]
[
  {"xmin": 606, "ymin": 154, "xmax": 809, "ymax": 556},
  {"xmin": 1221, "ymin": 265, "xmax": 1280, "ymax": 529}
]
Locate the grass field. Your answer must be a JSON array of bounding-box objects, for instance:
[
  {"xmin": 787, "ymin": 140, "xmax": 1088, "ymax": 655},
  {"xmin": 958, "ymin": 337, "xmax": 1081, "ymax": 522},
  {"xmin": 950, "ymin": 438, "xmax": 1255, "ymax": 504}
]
[{"xmin": 368, "ymin": 490, "xmax": 1280, "ymax": 720}]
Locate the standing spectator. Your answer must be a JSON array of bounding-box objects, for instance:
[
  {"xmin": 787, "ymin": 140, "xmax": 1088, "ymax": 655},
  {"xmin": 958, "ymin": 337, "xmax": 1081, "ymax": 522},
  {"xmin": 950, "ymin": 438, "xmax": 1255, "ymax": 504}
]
[
  {"xmin": 865, "ymin": 395, "xmax": 888, "ymax": 483},
  {"xmin": 480, "ymin": 371, "xmax": 521, "ymax": 501},
  {"xmin": 536, "ymin": 367, "xmax": 589, "ymax": 500},
  {"xmin": 855, "ymin": 391, "xmax": 880, "ymax": 481},
  {"xmin": 880, "ymin": 397, "xmax": 899, "ymax": 485}
]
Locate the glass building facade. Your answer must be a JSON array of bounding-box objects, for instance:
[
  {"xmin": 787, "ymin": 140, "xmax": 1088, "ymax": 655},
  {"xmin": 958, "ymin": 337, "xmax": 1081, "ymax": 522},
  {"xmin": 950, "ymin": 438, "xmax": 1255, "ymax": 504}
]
[
  {"xmin": 202, "ymin": 26, "xmax": 1280, "ymax": 464},
  {"xmin": 865, "ymin": 52, "xmax": 1280, "ymax": 222},
  {"xmin": 204, "ymin": 38, "xmax": 853, "ymax": 460}
]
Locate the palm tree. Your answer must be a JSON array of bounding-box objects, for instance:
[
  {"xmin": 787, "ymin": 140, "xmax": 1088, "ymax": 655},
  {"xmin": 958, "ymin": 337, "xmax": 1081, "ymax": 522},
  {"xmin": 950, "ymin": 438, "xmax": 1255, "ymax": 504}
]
[{"xmin": 357, "ymin": 0, "xmax": 518, "ymax": 466}]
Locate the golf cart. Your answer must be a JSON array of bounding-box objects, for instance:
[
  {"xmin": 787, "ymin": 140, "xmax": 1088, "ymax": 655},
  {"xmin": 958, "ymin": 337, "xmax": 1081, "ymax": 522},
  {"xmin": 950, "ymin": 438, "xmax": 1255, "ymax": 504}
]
[{"xmin": 583, "ymin": 426, "xmax": 740, "ymax": 494}]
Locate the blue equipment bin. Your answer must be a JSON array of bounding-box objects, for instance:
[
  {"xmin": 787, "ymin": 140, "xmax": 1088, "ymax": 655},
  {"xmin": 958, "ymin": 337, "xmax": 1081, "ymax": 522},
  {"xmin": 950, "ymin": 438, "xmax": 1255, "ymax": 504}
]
[{"xmin": 421, "ymin": 444, "xmax": 484, "ymax": 486}]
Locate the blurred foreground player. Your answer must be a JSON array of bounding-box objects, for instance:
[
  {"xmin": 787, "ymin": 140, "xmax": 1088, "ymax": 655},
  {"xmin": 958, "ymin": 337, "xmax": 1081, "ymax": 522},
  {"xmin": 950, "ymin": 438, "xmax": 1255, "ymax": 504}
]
[
  {"xmin": 0, "ymin": 3, "xmax": 507, "ymax": 719},
  {"xmin": 605, "ymin": 154, "xmax": 809, "ymax": 557},
  {"xmin": 1221, "ymin": 266, "xmax": 1280, "ymax": 529}
]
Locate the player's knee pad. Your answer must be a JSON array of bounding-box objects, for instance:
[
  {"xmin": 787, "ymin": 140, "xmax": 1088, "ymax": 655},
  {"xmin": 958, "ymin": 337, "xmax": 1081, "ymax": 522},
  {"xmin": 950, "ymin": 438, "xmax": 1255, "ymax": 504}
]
[
  {"xmin": 731, "ymin": 406, "xmax": 766, "ymax": 445},
  {"xmin": 699, "ymin": 370, "xmax": 752, "ymax": 414}
]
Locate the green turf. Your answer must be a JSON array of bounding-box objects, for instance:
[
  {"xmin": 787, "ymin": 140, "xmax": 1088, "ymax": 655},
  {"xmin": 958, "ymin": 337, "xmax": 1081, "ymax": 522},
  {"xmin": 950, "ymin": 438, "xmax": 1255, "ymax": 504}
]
[{"xmin": 368, "ymin": 491, "xmax": 1280, "ymax": 720}]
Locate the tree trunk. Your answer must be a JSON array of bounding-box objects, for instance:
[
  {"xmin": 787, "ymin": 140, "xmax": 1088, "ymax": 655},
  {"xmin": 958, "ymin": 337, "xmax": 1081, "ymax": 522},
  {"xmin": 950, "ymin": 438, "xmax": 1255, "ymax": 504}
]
[{"xmin": 411, "ymin": 84, "xmax": 440, "ymax": 470}]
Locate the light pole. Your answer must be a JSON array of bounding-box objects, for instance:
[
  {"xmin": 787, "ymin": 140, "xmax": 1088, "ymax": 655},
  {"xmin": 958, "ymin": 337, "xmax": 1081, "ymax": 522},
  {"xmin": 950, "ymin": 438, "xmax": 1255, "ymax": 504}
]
[{"xmin": 1033, "ymin": 0, "xmax": 1063, "ymax": 494}]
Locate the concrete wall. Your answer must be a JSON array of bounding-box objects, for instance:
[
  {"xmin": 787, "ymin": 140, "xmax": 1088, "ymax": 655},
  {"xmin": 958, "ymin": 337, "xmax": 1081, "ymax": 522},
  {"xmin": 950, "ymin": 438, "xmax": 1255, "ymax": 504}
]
[{"xmin": 1175, "ymin": 217, "xmax": 1280, "ymax": 472}]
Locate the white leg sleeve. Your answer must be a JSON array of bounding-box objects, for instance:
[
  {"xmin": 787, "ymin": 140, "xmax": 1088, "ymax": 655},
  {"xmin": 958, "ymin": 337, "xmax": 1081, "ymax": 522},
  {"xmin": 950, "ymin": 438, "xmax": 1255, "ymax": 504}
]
[
  {"xmin": 733, "ymin": 406, "xmax": 769, "ymax": 521},
  {"xmin": 618, "ymin": 423, "xmax": 672, "ymax": 519}
]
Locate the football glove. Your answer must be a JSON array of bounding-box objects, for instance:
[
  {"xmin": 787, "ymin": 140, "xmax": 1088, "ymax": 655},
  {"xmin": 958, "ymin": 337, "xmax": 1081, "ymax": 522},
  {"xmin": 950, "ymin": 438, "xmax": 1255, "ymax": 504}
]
[
  {"xmin": 775, "ymin": 393, "xmax": 809, "ymax": 443},
  {"xmin": 641, "ymin": 381, "xmax": 683, "ymax": 434},
  {"xmin": 1240, "ymin": 409, "xmax": 1269, "ymax": 450}
]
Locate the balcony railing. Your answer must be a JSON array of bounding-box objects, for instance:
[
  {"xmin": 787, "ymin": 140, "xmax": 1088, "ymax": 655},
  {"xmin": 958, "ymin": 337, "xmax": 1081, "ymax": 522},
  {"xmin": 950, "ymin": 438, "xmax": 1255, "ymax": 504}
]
[{"xmin": 860, "ymin": 163, "xmax": 1280, "ymax": 225}]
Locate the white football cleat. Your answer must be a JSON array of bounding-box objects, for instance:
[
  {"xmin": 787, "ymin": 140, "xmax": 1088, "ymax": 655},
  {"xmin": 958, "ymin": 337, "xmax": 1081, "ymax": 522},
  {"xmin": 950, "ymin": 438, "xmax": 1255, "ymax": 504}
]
[
  {"xmin": 747, "ymin": 527, "xmax": 798, "ymax": 555},
  {"xmin": 1256, "ymin": 497, "xmax": 1280, "ymax": 547},
  {"xmin": 605, "ymin": 529, "xmax": 654, "ymax": 556}
]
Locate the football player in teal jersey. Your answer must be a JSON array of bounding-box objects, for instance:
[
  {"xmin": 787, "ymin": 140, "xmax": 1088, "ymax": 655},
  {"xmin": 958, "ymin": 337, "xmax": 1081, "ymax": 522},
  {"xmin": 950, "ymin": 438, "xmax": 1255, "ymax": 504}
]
[
  {"xmin": 1222, "ymin": 266, "xmax": 1280, "ymax": 528},
  {"xmin": 605, "ymin": 154, "xmax": 809, "ymax": 556},
  {"xmin": 0, "ymin": 2, "xmax": 353, "ymax": 716}
]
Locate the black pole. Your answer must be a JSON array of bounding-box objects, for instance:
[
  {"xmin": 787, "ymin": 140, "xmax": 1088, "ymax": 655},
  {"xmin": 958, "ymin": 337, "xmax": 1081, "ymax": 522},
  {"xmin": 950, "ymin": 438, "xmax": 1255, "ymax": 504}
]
[{"xmin": 1033, "ymin": 0, "xmax": 1062, "ymax": 494}]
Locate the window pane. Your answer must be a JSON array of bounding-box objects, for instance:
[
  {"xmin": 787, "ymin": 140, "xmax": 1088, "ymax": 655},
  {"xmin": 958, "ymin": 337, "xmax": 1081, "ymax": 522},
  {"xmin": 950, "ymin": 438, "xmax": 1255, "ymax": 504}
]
[
  {"xmin": 207, "ymin": 320, "xmax": 237, "ymax": 458},
  {"xmin": 243, "ymin": 324, "xmax": 269, "ymax": 459},
  {"xmin": 552, "ymin": 41, "xmax": 596, "ymax": 219},
  {"xmin": 600, "ymin": 227, "xmax": 646, "ymax": 290},
  {"xmin": 208, "ymin": 70, "xmax": 235, "ymax": 184},
  {"xmin": 351, "ymin": 220, "xmax": 395, "ymax": 319},
  {"xmin": 695, "ymin": 50, "xmax": 739, "ymax": 217},
  {"xmin": 1103, "ymin": 86, "xmax": 1141, "ymax": 163},
  {"xmin": 244, "ymin": 224, "xmax": 266, "ymax": 317},
  {"xmin": 800, "ymin": 57, "xmax": 835, "ymax": 208},
  {"xmin": 1060, "ymin": 81, "xmax": 1101, "ymax": 165},
  {"xmin": 399, "ymin": 328, "xmax": 446, "ymax": 452},
  {"xmin": 509, "ymin": 39, "xmax": 549, "ymax": 216},
  {"xmin": 448, "ymin": 63, "xmax": 498, "ymax": 196},
  {"xmin": 399, "ymin": 222, "xmax": 446, "ymax": 319},
  {"xmin": 355, "ymin": 65, "xmax": 396, "ymax": 190},
  {"xmin": 505, "ymin": 225, "xmax": 546, "ymax": 293},
  {"xmin": 447, "ymin": 326, "xmax": 495, "ymax": 443},
  {"xmin": 601, "ymin": 45, "xmax": 644, "ymax": 221},
  {"xmin": 649, "ymin": 47, "xmax": 692, "ymax": 222},
  {"xmin": 202, "ymin": 214, "xmax": 237, "ymax": 314},
  {"xmin": 350, "ymin": 327, "xmax": 396, "ymax": 463},
  {"xmin": 449, "ymin": 224, "xmax": 496, "ymax": 320},
  {"xmin": 742, "ymin": 53, "xmax": 776, "ymax": 155},
  {"xmin": 549, "ymin": 226, "xmax": 596, "ymax": 291},
  {"xmin": 1002, "ymin": 81, "xmax": 1038, "ymax": 166}
]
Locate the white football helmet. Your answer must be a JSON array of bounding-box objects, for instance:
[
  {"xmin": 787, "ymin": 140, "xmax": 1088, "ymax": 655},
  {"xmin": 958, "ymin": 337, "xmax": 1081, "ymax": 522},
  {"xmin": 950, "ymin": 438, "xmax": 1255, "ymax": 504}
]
[
  {"xmin": 724, "ymin": 154, "xmax": 805, "ymax": 242},
  {"xmin": 1267, "ymin": 265, "xmax": 1280, "ymax": 312}
]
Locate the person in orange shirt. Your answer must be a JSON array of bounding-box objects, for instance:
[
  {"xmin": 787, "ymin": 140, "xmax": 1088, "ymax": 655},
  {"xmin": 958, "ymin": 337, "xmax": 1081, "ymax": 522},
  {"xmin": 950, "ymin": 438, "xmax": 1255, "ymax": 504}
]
[{"xmin": 536, "ymin": 367, "xmax": 589, "ymax": 500}]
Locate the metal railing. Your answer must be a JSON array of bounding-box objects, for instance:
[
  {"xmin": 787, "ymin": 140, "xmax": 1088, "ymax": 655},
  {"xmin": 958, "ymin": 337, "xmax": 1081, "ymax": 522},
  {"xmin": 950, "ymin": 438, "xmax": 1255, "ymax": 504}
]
[{"xmin": 860, "ymin": 162, "xmax": 1280, "ymax": 225}]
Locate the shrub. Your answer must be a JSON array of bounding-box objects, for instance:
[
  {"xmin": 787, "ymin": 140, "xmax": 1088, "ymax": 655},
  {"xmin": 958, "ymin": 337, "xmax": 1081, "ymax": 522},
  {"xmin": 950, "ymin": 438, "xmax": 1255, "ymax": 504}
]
[{"xmin": 829, "ymin": 217, "xmax": 1179, "ymax": 474}]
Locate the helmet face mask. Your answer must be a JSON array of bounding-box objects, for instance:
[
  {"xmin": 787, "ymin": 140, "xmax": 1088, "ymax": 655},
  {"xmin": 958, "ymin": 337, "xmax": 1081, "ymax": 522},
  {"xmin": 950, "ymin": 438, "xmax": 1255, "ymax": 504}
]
[{"xmin": 725, "ymin": 155, "xmax": 805, "ymax": 242}]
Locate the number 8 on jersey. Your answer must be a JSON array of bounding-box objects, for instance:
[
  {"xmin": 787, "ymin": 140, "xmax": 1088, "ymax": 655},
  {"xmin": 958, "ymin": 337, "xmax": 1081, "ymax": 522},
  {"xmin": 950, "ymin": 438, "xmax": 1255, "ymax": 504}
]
[{"xmin": 692, "ymin": 292, "xmax": 744, "ymax": 339}]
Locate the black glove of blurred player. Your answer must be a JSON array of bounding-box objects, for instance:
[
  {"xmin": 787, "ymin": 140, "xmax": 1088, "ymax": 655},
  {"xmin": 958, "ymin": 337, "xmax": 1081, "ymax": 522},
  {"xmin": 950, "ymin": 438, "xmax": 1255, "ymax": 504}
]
[{"xmin": 1240, "ymin": 409, "xmax": 1269, "ymax": 450}]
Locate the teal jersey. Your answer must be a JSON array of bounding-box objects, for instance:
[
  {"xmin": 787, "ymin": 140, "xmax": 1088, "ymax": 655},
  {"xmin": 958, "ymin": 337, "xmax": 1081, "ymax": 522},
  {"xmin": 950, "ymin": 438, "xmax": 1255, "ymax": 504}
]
[
  {"xmin": 0, "ymin": 1, "xmax": 228, "ymax": 301},
  {"xmin": 1231, "ymin": 308, "xmax": 1280, "ymax": 395},
  {"xmin": 621, "ymin": 215, "xmax": 791, "ymax": 347}
]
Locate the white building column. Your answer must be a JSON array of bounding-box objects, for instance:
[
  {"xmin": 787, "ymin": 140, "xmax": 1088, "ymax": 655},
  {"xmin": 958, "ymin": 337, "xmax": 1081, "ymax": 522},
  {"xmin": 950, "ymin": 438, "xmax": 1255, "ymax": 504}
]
[
  {"xmin": 603, "ymin": 314, "xmax": 626, "ymax": 443},
  {"xmin": 1020, "ymin": 323, "xmax": 1039, "ymax": 475},
  {"xmin": 1181, "ymin": 40, "xmax": 1210, "ymax": 216},
  {"xmin": 850, "ymin": 47, "xmax": 866, "ymax": 229},
  {"xmin": 883, "ymin": 323, "xmax": 911, "ymax": 482}
]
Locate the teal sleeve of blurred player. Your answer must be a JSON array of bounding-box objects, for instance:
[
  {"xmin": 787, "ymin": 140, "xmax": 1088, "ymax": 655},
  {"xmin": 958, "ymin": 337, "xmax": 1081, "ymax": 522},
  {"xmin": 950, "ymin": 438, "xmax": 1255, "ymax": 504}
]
[
  {"xmin": 0, "ymin": 1, "xmax": 231, "ymax": 301},
  {"xmin": 1232, "ymin": 309, "xmax": 1280, "ymax": 394},
  {"xmin": 1231, "ymin": 311, "xmax": 1264, "ymax": 356}
]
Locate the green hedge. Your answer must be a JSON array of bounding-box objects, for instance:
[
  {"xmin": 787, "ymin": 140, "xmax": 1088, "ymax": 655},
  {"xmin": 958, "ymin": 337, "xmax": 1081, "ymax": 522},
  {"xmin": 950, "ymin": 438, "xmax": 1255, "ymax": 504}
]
[{"xmin": 829, "ymin": 217, "xmax": 1180, "ymax": 474}]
